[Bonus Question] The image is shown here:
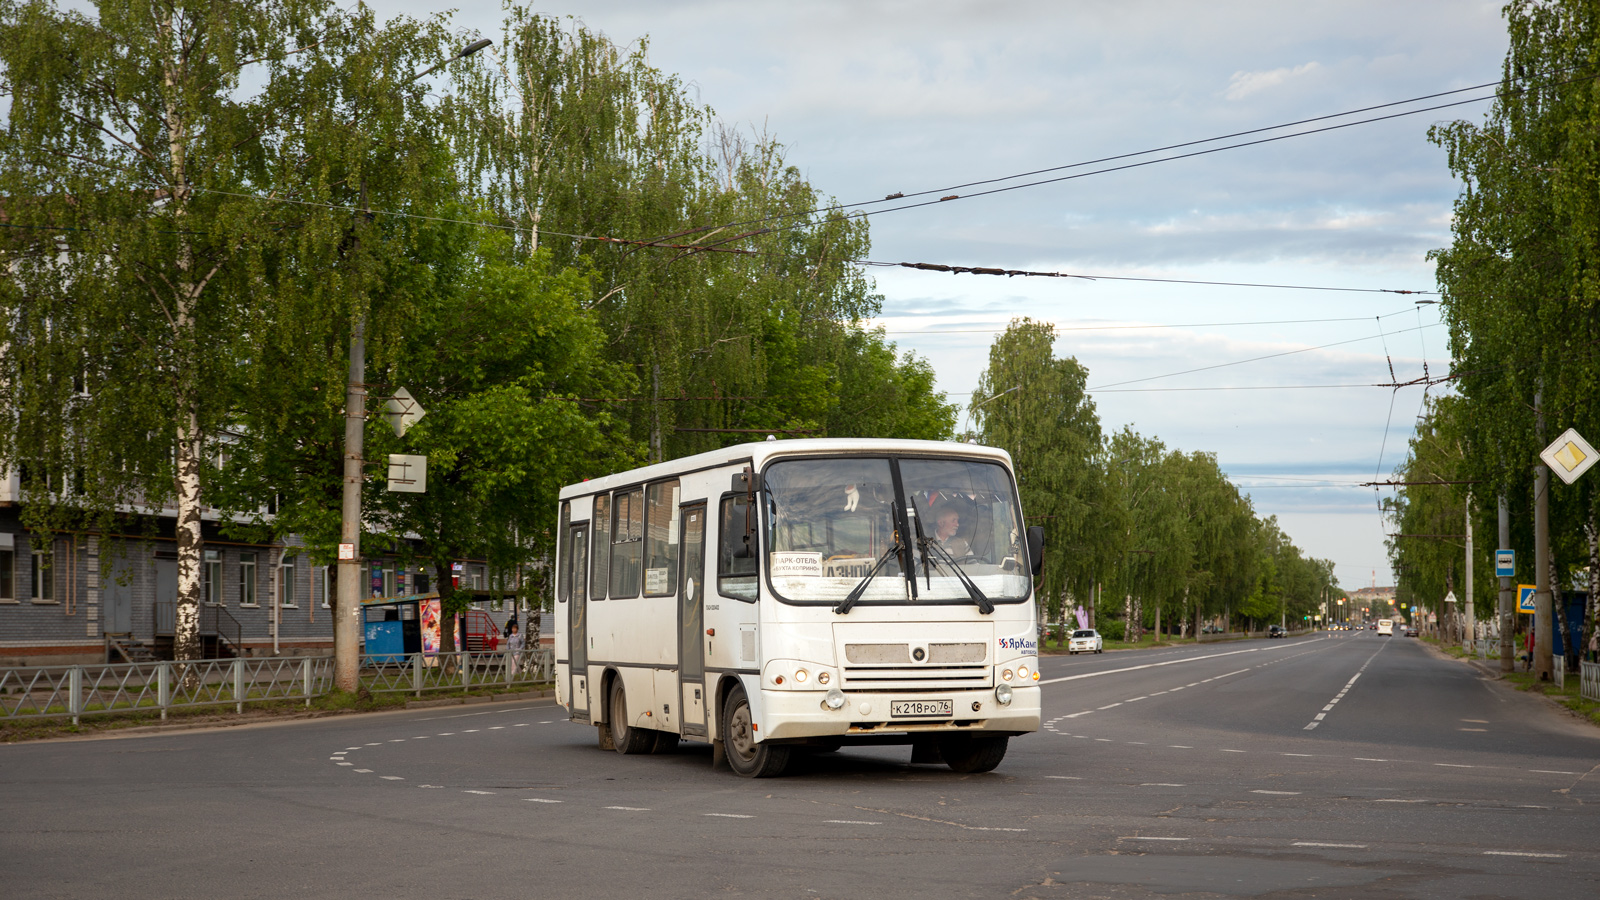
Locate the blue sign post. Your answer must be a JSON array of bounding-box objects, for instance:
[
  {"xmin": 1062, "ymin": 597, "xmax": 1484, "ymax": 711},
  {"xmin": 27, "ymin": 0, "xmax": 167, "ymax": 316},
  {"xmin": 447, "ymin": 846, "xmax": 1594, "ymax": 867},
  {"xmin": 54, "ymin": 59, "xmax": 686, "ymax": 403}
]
[{"xmin": 1495, "ymin": 549, "xmax": 1515, "ymax": 578}]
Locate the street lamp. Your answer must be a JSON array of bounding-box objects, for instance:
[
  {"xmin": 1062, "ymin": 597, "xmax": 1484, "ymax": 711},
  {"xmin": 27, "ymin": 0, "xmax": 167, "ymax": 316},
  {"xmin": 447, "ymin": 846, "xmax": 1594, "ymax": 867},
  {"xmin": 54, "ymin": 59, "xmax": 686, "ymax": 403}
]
[{"xmin": 335, "ymin": 37, "xmax": 494, "ymax": 693}]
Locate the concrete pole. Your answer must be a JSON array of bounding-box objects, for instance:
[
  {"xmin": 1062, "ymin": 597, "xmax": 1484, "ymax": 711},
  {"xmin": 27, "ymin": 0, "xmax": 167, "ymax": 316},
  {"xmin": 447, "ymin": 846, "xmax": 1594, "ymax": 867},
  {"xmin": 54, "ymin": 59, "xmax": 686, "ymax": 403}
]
[
  {"xmin": 335, "ymin": 303, "xmax": 365, "ymax": 693},
  {"xmin": 1498, "ymin": 494, "xmax": 1513, "ymax": 674},
  {"xmin": 1534, "ymin": 388, "xmax": 1553, "ymax": 681},
  {"xmin": 1464, "ymin": 495, "xmax": 1474, "ymax": 652}
]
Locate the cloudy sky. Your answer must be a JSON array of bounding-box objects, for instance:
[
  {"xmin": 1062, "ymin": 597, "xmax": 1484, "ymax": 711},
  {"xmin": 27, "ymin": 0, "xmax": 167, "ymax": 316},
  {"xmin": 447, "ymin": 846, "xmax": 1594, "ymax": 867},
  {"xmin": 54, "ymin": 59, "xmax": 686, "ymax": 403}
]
[{"xmin": 380, "ymin": 0, "xmax": 1511, "ymax": 590}]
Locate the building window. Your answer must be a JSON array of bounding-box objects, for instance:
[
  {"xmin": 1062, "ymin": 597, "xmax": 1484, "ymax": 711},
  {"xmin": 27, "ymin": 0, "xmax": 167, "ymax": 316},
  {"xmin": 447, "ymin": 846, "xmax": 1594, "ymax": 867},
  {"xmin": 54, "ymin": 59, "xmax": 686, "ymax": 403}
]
[
  {"xmin": 239, "ymin": 551, "xmax": 257, "ymax": 605},
  {"xmin": 0, "ymin": 548, "xmax": 14, "ymax": 601},
  {"xmin": 321, "ymin": 564, "xmax": 335, "ymax": 609},
  {"xmin": 383, "ymin": 568, "xmax": 396, "ymax": 598},
  {"xmin": 31, "ymin": 544, "xmax": 53, "ymax": 601},
  {"xmin": 203, "ymin": 549, "xmax": 222, "ymax": 604},
  {"xmin": 279, "ymin": 555, "xmax": 297, "ymax": 607}
]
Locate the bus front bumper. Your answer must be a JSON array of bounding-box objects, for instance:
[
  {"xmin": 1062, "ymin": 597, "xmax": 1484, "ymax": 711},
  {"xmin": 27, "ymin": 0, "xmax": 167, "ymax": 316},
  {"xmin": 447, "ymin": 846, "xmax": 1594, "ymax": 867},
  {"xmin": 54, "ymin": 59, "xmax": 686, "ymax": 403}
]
[{"xmin": 758, "ymin": 685, "xmax": 1041, "ymax": 741}]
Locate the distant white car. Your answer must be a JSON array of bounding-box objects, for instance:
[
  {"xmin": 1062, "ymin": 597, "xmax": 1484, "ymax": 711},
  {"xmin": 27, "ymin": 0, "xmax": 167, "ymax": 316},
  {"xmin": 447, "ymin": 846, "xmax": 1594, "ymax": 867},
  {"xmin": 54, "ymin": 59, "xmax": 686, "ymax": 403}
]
[{"xmin": 1068, "ymin": 629, "xmax": 1103, "ymax": 654}]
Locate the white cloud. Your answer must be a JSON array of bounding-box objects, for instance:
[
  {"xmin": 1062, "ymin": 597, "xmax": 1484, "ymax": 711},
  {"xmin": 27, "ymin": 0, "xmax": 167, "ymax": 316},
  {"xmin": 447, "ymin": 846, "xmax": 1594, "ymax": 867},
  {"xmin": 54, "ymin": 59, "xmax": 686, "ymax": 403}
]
[{"xmin": 1224, "ymin": 62, "xmax": 1323, "ymax": 101}]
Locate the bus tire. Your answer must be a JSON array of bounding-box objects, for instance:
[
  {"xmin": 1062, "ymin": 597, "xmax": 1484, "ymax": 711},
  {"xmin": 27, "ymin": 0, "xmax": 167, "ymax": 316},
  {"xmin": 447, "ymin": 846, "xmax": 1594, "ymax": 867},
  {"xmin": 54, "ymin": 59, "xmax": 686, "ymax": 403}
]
[
  {"xmin": 721, "ymin": 685, "xmax": 790, "ymax": 777},
  {"xmin": 938, "ymin": 735, "xmax": 1008, "ymax": 774},
  {"xmin": 608, "ymin": 677, "xmax": 653, "ymax": 755}
]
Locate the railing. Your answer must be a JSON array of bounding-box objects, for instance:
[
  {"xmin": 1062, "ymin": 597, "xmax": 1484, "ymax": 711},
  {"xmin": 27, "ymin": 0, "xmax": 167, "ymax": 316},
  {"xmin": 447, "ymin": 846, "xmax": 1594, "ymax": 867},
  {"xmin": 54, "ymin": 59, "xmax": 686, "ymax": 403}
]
[
  {"xmin": 0, "ymin": 657, "xmax": 333, "ymax": 725},
  {"xmin": 1, "ymin": 649, "xmax": 555, "ymax": 727},
  {"xmin": 1581, "ymin": 661, "xmax": 1599, "ymax": 702},
  {"xmin": 1554, "ymin": 654, "xmax": 1566, "ymax": 690},
  {"xmin": 360, "ymin": 648, "xmax": 554, "ymax": 696},
  {"xmin": 201, "ymin": 604, "xmax": 243, "ymax": 655}
]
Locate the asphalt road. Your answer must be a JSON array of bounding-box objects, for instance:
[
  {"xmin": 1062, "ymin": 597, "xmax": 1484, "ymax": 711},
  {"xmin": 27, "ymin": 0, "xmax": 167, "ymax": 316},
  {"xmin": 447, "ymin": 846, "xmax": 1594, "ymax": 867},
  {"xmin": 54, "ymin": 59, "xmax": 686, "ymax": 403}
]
[{"xmin": 3, "ymin": 631, "xmax": 1597, "ymax": 899}]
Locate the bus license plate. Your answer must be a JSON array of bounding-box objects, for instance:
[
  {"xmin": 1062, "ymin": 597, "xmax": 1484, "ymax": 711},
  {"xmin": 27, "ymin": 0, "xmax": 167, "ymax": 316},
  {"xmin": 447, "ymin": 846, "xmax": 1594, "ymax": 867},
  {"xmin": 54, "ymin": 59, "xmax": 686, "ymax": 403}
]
[{"xmin": 890, "ymin": 699, "xmax": 953, "ymax": 718}]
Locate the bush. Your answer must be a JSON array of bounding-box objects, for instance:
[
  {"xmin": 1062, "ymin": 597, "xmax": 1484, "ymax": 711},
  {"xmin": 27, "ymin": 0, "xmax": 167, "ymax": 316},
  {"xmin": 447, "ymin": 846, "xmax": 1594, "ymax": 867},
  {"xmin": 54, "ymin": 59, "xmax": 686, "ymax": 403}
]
[{"xmin": 1099, "ymin": 620, "xmax": 1125, "ymax": 642}]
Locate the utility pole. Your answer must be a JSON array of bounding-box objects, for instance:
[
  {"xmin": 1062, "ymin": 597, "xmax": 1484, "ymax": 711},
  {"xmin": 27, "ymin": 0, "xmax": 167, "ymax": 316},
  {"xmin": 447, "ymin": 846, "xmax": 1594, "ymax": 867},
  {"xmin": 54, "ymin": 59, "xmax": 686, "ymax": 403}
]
[
  {"xmin": 1464, "ymin": 494, "xmax": 1474, "ymax": 652},
  {"xmin": 1534, "ymin": 388, "xmax": 1553, "ymax": 680},
  {"xmin": 1498, "ymin": 495, "xmax": 1513, "ymax": 674},
  {"xmin": 333, "ymin": 38, "xmax": 494, "ymax": 694}
]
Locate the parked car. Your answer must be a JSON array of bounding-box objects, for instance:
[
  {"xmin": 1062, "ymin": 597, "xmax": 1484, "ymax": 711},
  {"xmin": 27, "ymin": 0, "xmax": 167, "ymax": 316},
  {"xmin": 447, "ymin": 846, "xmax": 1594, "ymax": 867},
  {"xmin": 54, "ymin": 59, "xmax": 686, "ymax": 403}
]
[
  {"xmin": 1068, "ymin": 629, "xmax": 1104, "ymax": 654},
  {"xmin": 1267, "ymin": 625, "xmax": 1287, "ymax": 638}
]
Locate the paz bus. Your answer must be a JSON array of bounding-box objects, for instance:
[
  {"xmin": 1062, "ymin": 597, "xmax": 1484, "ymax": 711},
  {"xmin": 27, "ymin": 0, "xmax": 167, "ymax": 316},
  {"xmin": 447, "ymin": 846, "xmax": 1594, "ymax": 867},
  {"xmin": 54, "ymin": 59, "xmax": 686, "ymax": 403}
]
[{"xmin": 553, "ymin": 438, "xmax": 1045, "ymax": 777}]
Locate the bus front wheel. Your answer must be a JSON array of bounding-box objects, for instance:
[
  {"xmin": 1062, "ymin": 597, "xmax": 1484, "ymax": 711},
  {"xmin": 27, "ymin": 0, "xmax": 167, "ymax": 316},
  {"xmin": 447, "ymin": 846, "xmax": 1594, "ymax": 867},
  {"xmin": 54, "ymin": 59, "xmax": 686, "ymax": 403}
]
[
  {"xmin": 608, "ymin": 678, "xmax": 654, "ymax": 755},
  {"xmin": 721, "ymin": 685, "xmax": 790, "ymax": 777},
  {"xmin": 938, "ymin": 735, "xmax": 1009, "ymax": 773}
]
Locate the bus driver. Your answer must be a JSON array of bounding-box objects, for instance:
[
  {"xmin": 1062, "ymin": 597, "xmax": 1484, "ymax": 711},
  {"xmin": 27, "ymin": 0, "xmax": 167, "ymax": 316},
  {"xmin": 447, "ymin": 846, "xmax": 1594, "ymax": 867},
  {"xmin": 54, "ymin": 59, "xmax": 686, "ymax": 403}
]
[{"xmin": 935, "ymin": 506, "xmax": 971, "ymax": 558}]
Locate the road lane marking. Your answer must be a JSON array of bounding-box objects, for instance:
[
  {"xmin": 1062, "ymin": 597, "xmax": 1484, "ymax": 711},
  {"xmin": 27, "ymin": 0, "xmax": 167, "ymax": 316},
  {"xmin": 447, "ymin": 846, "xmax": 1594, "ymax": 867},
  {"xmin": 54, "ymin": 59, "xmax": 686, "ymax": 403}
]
[
  {"xmin": 1168, "ymin": 745, "xmax": 1193, "ymax": 749},
  {"xmin": 826, "ymin": 820, "xmax": 882, "ymax": 825},
  {"xmin": 605, "ymin": 806, "xmax": 650, "ymax": 811},
  {"xmin": 1436, "ymin": 763, "xmax": 1474, "ymax": 768},
  {"xmin": 1097, "ymin": 703, "xmax": 1123, "ymax": 710},
  {"xmin": 1038, "ymin": 645, "xmax": 1277, "ymax": 686},
  {"xmin": 418, "ymin": 785, "xmax": 443, "ymax": 789},
  {"xmin": 514, "ymin": 723, "xmax": 529, "ymax": 727},
  {"xmin": 1045, "ymin": 776, "xmax": 1081, "ymax": 779},
  {"xmin": 1220, "ymin": 749, "xmax": 1245, "ymax": 753},
  {"xmin": 464, "ymin": 729, "xmax": 480, "ymax": 733},
  {"xmin": 1484, "ymin": 850, "xmax": 1565, "ymax": 858},
  {"xmin": 527, "ymin": 799, "xmax": 563, "ymax": 803},
  {"xmin": 1305, "ymin": 641, "xmax": 1386, "ymax": 730},
  {"xmin": 1462, "ymin": 719, "xmax": 1488, "ymax": 723},
  {"xmin": 365, "ymin": 742, "xmax": 382, "ymax": 746},
  {"xmin": 1353, "ymin": 758, "xmax": 1387, "ymax": 762},
  {"xmin": 1121, "ymin": 836, "xmax": 1189, "ymax": 841},
  {"xmin": 1530, "ymin": 770, "xmax": 1577, "ymax": 775},
  {"xmin": 413, "ymin": 736, "xmax": 428, "ymax": 739},
  {"xmin": 1459, "ymin": 728, "xmax": 1487, "ymax": 732},
  {"xmin": 381, "ymin": 776, "xmax": 404, "ymax": 781},
  {"xmin": 705, "ymin": 813, "xmax": 755, "ymax": 818},
  {"xmin": 1374, "ymin": 799, "xmax": 1422, "ymax": 803},
  {"xmin": 464, "ymin": 790, "xmax": 495, "ymax": 795},
  {"xmin": 345, "ymin": 747, "xmax": 362, "ymax": 750},
  {"xmin": 1252, "ymin": 790, "xmax": 1301, "ymax": 795},
  {"xmin": 1282, "ymin": 753, "xmax": 1314, "ymax": 757},
  {"xmin": 1294, "ymin": 842, "xmax": 1366, "ymax": 848},
  {"xmin": 489, "ymin": 726, "xmax": 505, "ymax": 730},
  {"xmin": 1141, "ymin": 783, "xmax": 1185, "ymax": 787},
  {"xmin": 337, "ymin": 762, "xmax": 353, "ymax": 766},
  {"xmin": 354, "ymin": 769, "xmax": 373, "ymax": 773}
]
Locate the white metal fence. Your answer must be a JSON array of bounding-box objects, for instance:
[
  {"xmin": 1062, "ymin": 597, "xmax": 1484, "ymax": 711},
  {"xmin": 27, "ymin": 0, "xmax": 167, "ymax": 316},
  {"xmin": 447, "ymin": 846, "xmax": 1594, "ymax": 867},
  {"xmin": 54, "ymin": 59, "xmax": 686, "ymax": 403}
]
[
  {"xmin": 0, "ymin": 657, "xmax": 334, "ymax": 725},
  {"xmin": 1, "ymin": 648, "xmax": 555, "ymax": 726},
  {"xmin": 1582, "ymin": 660, "xmax": 1600, "ymax": 702},
  {"xmin": 359, "ymin": 648, "xmax": 554, "ymax": 696}
]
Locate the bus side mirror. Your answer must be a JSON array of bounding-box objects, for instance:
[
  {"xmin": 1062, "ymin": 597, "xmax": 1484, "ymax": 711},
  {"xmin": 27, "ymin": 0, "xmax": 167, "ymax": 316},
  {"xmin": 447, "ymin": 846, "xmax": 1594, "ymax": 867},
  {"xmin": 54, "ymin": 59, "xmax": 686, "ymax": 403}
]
[{"xmin": 1027, "ymin": 526, "xmax": 1045, "ymax": 576}]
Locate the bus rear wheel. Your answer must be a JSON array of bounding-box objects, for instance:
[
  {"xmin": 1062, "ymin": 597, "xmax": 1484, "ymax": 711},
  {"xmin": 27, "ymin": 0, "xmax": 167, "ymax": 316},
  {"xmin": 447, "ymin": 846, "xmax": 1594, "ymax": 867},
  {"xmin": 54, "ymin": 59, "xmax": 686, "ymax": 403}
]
[
  {"xmin": 608, "ymin": 678, "xmax": 654, "ymax": 755},
  {"xmin": 937, "ymin": 735, "xmax": 1009, "ymax": 773},
  {"xmin": 721, "ymin": 685, "xmax": 790, "ymax": 777}
]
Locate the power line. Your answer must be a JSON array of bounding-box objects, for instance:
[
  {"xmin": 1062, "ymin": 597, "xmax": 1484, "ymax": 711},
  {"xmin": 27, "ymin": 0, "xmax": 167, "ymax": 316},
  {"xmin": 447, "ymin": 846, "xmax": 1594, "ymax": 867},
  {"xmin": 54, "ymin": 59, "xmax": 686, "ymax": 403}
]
[
  {"xmin": 878, "ymin": 307, "xmax": 1427, "ymax": 335},
  {"xmin": 651, "ymin": 71, "xmax": 1562, "ymax": 244},
  {"xmin": 1086, "ymin": 322, "xmax": 1442, "ymax": 391},
  {"xmin": 870, "ymin": 261, "xmax": 1433, "ymax": 294}
]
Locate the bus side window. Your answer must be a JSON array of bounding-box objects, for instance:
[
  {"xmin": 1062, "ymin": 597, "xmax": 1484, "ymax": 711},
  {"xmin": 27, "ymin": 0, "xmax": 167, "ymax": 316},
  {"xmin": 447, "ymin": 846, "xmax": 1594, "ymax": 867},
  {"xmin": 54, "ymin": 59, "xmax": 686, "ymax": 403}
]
[
  {"xmin": 590, "ymin": 493, "xmax": 611, "ymax": 601},
  {"xmin": 610, "ymin": 488, "xmax": 644, "ymax": 598},
  {"xmin": 718, "ymin": 495, "xmax": 758, "ymax": 602}
]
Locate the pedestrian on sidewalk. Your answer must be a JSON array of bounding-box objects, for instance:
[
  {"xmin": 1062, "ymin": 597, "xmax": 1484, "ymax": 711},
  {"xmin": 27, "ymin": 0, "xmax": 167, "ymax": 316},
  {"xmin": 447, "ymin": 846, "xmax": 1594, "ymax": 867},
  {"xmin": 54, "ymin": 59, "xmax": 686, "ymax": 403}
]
[
  {"xmin": 1522, "ymin": 629, "xmax": 1535, "ymax": 672},
  {"xmin": 505, "ymin": 620, "xmax": 524, "ymax": 680}
]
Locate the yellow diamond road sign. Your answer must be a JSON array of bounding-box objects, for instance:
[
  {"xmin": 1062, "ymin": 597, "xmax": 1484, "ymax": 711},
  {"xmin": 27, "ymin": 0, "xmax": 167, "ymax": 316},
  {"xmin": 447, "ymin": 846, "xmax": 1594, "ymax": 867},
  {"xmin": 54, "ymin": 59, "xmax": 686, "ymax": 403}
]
[{"xmin": 1540, "ymin": 428, "xmax": 1597, "ymax": 485}]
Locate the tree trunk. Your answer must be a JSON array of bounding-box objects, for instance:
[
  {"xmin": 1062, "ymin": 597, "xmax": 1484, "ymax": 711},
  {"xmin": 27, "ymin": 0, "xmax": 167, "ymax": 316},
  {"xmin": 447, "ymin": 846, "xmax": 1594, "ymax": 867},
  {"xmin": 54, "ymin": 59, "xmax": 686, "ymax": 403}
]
[
  {"xmin": 432, "ymin": 551, "xmax": 461, "ymax": 654},
  {"xmin": 1586, "ymin": 499, "xmax": 1599, "ymax": 663}
]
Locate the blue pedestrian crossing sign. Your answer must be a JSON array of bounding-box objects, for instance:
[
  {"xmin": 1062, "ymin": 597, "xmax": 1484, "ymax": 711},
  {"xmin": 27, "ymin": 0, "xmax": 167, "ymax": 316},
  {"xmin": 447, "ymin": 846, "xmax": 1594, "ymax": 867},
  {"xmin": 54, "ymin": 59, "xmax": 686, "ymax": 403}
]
[
  {"xmin": 1518, "ymin": 584, "xmax": 1537, "ymax": 614},
  {"xmin": 1495, "ymin": 549, "xmax": 1514, "ymax": 577}
]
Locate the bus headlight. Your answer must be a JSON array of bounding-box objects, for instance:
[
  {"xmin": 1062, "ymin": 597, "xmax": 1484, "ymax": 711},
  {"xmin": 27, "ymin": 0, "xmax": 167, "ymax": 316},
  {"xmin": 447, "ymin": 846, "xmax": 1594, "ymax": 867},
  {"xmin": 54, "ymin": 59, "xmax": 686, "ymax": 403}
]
[
  {"xmin": 1001, "ymin": 668, "xmax": 1014, "ymax": 682},
  {"xmin": 823, "ymin": 688, "xmax": 846, "ymax": 710},
  {"xmin": 794, "ymin": 668, "xmax": 809, "ymax": 684},
  {"xmin": 1017, "ymin": 665, "xmax": 1030, "ymax": 681},
  {"xmin": 817, "ymin": 671, "xmax": 831, "ymax": 685},
  {"xmin": 995, "ymin": 683, "xmax": 1013, "ymax": 706}
]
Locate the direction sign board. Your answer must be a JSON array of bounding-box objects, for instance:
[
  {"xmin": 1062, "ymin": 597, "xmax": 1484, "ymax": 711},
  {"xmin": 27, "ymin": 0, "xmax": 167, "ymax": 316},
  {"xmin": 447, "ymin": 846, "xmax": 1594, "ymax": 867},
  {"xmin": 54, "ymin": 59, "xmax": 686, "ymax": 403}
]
[
  {"xmin": 384, "ymin": 387, "xmax": 427, "ymax": 438},
  {"xmin": 1495, "ymin": 549, "xmax": 1514, "ymax": 578},
  {"xmin": 1518, "ymin": 584, "xmax": 1537, "ymax": 614},
  {"xmin": 1540, "ymin": 427, "xmax": 1597, "ymax": 485},
  {"xmin": 387, "ymin": 454, "xmax": 427, "ymax": 493}
]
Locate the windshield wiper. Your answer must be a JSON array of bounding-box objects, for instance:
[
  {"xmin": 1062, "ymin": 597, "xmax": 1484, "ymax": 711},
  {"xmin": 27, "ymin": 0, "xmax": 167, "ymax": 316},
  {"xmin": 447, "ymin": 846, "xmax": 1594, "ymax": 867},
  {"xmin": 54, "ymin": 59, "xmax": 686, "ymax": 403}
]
[
  {"xmin": 912, "ymin": 502, "xmax": 993, "ymax": 615},
  {"xmin": 835, "ymin": 502, "xmax": 901, "ymax": 615}
]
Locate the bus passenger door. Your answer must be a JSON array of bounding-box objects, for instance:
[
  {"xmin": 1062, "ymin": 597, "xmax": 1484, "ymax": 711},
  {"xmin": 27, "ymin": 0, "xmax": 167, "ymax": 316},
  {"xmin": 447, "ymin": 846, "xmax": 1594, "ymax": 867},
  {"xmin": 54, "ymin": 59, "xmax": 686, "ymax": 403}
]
[
  {"xmin": 677, "ymin": 503, "xmax": 708, "ymax": 737},
  {"xmin": 568, "ymin": 522, "xmax": 591, "ymax": 719}
]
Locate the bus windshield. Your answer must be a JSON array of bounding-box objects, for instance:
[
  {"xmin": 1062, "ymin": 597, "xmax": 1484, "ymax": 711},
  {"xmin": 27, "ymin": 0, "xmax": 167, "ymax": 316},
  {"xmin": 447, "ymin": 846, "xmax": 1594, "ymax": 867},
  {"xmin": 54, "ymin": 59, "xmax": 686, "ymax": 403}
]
[{"xmin": 762, "ymin": 456, "xmax": 1032, "ymax": 606}]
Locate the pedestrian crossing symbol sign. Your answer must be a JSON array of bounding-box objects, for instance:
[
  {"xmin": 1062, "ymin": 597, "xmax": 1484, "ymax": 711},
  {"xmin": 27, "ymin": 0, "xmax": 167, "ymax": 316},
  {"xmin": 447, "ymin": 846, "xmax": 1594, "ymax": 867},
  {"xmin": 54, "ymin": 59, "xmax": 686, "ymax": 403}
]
[{"xmin": 1517, "ymin": 584, "xmax": 1537, "ymax": 614}]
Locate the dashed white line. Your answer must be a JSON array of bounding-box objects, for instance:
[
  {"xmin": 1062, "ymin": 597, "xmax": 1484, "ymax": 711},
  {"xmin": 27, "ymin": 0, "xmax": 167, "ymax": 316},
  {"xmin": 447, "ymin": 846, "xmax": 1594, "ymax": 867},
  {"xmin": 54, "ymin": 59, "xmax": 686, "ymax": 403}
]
[
  {"xmin": 418, "ymin": 785, "xmax": 443, "ymax": 789},
  {"xmin": 1098, "ymin": 703, "xmax": 1123, "ymax": 710},
  {"xmin": 354, "ymin": 769, "xmax": 373, "ymax": 773},
  {"xmin": 1220, "ymin": 749, "xmax": 1245, "ymax": 753},
  {"xmin": 464, "ymin": 729, "xmax": 480, "ymax": 733},
  {"xmin": 1121, "ymin": 836, "xmax": 1189, "ymax": 842},
  {"xmin": 381, "ymin": 776, "xmax": 404, "ymax": 781},
  {"xmin": 1294, "ymin": 842, "xmax": 1366, "ymax": 849},
  {"xmin": 1530, "ymin": 770, "xmax": 1577, "ymax": 775},
  {"xmin": 1436, "ymin": 763, "xmax": 1475, "ymax": 769},
  {"xmin": 526, "ymin": 798, "xmax": 563, "ymax": 803},
  {"xmin": 704, "ymin": 813, "xmax": 755, "ymax": 819},
  {"xmin": 1353, "ymin": 758, "xmax": 1387, "ymax": 762},
  {"xmin": 1484, "ymin": 850, "xmax": 1565, "ymax": 858},
  {"xmin": 336, "ymin": 762, "xmax": 353, "ymax": 766},
  {"xmin": 1282, "ymin": 753, "xmax": 1314, "ymax": 757},
  {"xmin": 1252, "ymin": 790, "xmax": 1301, "ymax": 795},
  {"xmin": 1374, "ymin": 799, "xmax": 1423, "ymax": 803},
  {"xmin": 489, "ymin": 726, "xmax": 505, "ymax": 730},
  {"xmin": 1168, "ymin": 745, "xmax": 1193, "ymax": 749},
  {"xmin": 388, "ymin": 739, "xmax": 405, "ymax": 743},
  {"xmin": 1045, "ymin": 776, "xmax": 1081, "ymax": 780},
  {"xmin": 825, "ymin": 820, "xmax": 881, "ymax": 825},
  {"xmin": 605, "ymin": 806, "xmax": 650, "ymax": 811},
  {"xmin": 464, "ymin": 790, "xmax": 495, "ymax": 795}
]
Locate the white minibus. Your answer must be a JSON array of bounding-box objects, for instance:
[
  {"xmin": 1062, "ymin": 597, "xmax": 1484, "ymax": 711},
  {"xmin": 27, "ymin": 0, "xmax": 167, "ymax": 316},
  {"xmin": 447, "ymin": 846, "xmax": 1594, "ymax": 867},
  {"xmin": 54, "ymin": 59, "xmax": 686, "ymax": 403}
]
[
  {"xmin": 553, "ymin": 439, "xmax": 1044, "ymax": 777},
  {"xmin": 1377, "ymin": 618, "xmax": 1394, "ymax": 636}
]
